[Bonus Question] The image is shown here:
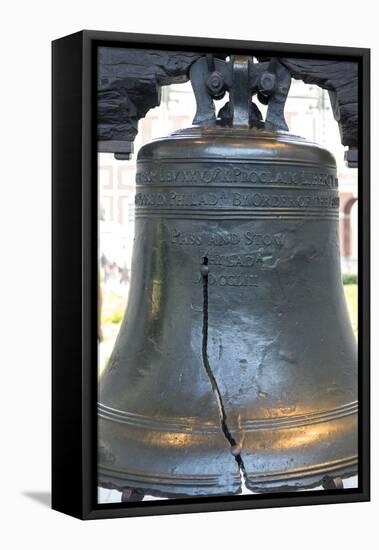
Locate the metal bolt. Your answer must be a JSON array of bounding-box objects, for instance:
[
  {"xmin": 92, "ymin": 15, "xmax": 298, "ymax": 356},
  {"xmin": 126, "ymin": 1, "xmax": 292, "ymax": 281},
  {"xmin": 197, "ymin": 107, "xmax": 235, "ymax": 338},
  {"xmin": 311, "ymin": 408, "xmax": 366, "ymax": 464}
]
[
  {"xmin": 206, "ymin": 71, "xmax": 225, "ymax": 98},
  {"xmin": 231, "ymin": 445, "xmax": 241, "ymax": 457},
  {"xmin": 200, "ymin": 265, "xmax": 209, "ymax": 276},
  {"xmin": 259, "ymin": 72, "xmax": 276, "ymax": 94}
]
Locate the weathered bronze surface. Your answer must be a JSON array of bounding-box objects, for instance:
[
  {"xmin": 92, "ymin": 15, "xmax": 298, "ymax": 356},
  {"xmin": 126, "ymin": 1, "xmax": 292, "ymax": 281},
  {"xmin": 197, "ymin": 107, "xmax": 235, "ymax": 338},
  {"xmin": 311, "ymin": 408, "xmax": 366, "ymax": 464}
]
[{"xmin": 98, "ymin": 126, "xmax": 357, "ymax": 497}]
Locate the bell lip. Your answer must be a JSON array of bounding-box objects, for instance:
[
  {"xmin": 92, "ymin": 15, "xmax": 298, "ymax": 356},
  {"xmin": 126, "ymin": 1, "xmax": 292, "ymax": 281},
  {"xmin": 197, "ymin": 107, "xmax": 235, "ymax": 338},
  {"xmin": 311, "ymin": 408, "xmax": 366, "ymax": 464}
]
[
  {"xmin": 97, "ymin": 456, "xmax": 358, "ymax": 499},
  {"xmin": 98, "ymin": 407, "xmax": 358, "ymax": 498},
  {"xmin": 136, "ymin": 125, "xmax": 337, "ymax": 169}
]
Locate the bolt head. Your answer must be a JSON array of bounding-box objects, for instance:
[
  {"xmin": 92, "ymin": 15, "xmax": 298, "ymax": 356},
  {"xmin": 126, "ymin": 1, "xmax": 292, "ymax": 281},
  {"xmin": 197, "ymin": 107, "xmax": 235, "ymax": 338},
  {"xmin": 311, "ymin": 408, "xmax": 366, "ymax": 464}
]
[
  {"xmin": 200, "ymin": 265, "xmax": 209, "ymax": 276},
  {"xmin": 231, "ymin": 445, "xmax": 241, "ymax": 457},
  {"xmin": 206, "ymin": 71, "xmax": 224, "ymax": 96},
  {"xmin": 259, "ymin": 72, "xmax": 276, "ymax": 93}
]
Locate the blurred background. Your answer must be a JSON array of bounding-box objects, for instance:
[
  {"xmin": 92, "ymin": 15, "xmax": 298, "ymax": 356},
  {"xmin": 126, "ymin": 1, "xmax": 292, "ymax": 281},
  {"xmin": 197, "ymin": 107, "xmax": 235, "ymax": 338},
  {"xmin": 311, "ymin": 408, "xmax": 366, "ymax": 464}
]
[{"xmin": 98, "ymin": 77, "xmax": 358, "ymax": 375}]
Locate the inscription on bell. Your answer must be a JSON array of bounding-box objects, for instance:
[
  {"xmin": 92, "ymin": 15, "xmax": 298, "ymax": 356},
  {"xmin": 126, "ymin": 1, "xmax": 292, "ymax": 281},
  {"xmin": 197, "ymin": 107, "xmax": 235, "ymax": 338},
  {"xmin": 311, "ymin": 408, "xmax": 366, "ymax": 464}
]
[
  {"xmin": 209, "ymin": 273, "xmax": 259, "ymax": 287},
  {"xmin": 136, "ymin": 165, "xmax": 338, "ymax": 188},
  {"xmin": 170, "ymin": 228, "xmax": 285, "ymax": 248},
  {"xmin": 194, "ymin": 272, "xmax": 259, "ymax": 287},
  {"xmin": 207, "ymin": 254, "xmax": 263, "ymax": 268},
  {"xmin": 135, "ymin": 190, "xmax": 339, "ymax": 209},
  {"xmin": 232, "ymin": 192, "xmax": 339, "ymax": 209}
]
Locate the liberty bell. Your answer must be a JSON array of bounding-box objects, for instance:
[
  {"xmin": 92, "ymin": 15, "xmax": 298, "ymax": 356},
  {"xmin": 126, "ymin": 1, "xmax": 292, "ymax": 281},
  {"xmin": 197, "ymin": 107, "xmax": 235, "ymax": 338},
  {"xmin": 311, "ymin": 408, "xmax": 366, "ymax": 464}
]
[{"xmin": 98, "ymin": 55, "xmax": 357, "ymax": 499}]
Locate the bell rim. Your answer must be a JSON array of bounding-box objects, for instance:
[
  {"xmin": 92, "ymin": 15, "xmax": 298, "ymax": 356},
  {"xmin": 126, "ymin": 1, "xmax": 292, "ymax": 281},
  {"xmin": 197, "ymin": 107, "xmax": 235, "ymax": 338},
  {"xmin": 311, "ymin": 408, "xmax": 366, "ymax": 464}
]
[{"xmin": 98, "ymin": 455, "xmax": 358, "ymax": 498}]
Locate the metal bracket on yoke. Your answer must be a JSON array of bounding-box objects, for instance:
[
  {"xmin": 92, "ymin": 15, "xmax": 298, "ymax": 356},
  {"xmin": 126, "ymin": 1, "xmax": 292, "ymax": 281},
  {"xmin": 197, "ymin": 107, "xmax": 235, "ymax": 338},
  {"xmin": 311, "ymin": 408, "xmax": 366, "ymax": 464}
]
[{"xmin": 189, "ymin": 55, "xmax": 292, "ymax": 131}]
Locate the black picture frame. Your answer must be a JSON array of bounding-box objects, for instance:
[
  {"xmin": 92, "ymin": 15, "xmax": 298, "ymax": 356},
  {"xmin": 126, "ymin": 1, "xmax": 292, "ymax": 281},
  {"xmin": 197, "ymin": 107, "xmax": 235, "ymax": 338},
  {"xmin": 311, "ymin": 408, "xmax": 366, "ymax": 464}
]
[{"xmin": 52, "ymin": 30, "xmax": 370, "ymax": 520}]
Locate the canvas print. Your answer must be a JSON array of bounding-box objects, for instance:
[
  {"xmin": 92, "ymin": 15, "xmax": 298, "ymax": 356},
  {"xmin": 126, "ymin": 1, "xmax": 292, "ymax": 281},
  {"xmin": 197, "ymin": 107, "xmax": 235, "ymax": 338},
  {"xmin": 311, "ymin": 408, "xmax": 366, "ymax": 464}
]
[{"xmin": 96, "ymin": 47, "xmax": 358, "ymax": 504}]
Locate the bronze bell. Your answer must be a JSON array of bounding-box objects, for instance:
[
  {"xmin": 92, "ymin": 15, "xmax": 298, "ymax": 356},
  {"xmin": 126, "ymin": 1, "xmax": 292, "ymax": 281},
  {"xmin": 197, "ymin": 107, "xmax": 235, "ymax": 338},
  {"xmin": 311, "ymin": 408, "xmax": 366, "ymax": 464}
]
[{"xmin": 98, "ymin": 56, "xmax": 357, "ymax": 498}]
